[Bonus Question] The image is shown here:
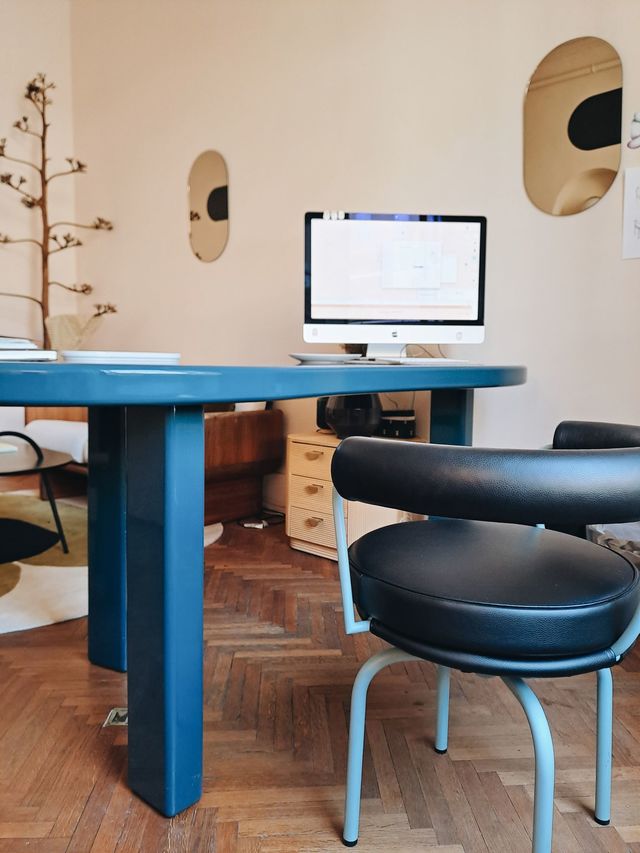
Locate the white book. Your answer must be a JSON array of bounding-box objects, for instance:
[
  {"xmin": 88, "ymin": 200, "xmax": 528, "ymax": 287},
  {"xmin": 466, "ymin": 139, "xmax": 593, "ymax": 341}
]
[{"xmin": 0, "ymin": 350, "xmax": 57, "ymax": 361}]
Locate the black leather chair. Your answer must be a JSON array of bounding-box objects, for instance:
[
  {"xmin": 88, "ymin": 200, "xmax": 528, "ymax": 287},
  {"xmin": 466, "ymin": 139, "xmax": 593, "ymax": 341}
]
[{"xmin": 330, "ymin": 421, "xmax": 640, "ymax": 853}]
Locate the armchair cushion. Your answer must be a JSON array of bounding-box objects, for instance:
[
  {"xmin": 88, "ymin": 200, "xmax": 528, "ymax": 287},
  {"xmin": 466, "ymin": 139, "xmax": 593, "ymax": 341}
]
[
  {"xmin": 24, "ymin": 419, "xmax": 88, "ymax": 464},
  {"xmin": 349, "ymin": 518, "xmax": 640, "ymax": 661}
]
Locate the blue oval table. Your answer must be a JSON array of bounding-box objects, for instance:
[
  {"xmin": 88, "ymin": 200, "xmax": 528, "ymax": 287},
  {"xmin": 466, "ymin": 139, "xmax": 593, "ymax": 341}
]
[{"xmin": 0, "ymin": 361, "xmax": 526, "ymax": 816}]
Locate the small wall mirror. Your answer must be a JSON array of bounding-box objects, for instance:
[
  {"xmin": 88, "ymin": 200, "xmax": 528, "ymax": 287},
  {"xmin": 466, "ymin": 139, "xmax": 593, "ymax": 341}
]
[
  {"xmin": 524, "ymin": 37, "xmax": 622, "ymax": 216},
  {"xmin": 188, "ymin": 150, "xmax": 229, "ymax": 261}
]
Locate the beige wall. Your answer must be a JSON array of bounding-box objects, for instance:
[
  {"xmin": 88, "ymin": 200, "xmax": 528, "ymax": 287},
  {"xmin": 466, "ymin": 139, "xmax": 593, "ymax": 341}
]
[
  {"xmin": 0, "ymin": 0, "xmax": 78, "ymax": 344},
  {"xmin": 67, "ymin": 0, "xmax": 640, "ymax": 506}
]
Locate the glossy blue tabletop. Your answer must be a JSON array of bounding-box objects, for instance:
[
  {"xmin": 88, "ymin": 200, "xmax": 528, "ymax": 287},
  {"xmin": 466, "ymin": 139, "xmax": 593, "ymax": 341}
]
[{"xmin": 0, "ymin": 362, "xmax": 526, "ymax": 406}]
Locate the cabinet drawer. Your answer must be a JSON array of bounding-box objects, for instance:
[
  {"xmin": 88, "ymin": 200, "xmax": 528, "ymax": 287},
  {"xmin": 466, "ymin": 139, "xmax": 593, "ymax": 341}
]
[
  {"xmin": 289, "ymin": 441, "xmax": 334, "ymax": 480},
  {"xmin": 288, "ymin": 505, "xmax": 337, "ymax": 549},
  {"xmin": 288, "ymin": 474, "xmax": 338, "ymax": 514}
]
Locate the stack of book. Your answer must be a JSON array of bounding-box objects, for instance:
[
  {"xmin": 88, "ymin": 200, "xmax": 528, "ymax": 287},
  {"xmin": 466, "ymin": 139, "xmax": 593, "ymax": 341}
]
[{"xmin": 0, "ymin": 336, "xmax": 57, "ymax": 361}]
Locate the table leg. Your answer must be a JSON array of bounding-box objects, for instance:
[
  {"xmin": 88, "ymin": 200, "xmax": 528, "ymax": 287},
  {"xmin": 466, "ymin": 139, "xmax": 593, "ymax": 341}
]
[
  {"xmin": 430, "ymin": 389, "xmax": 474, "ymax": 445},
  {"xmin": 126, "ymin": 405, "xmax": 205, "ymax": 817},
  {"xmin": 88, "ymin": 407, "xmax": 127, "ymax": 672}
]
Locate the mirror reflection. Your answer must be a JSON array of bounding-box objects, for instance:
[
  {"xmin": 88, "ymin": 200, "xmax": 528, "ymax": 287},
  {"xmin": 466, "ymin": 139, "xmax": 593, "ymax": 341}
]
[
  {"xmin": 524, "ymin": 37, "xmax": 622, "ymax": 216},
  {"xmin": 189, "ymin": 150, "xmax": 229, "ymax": 261}
]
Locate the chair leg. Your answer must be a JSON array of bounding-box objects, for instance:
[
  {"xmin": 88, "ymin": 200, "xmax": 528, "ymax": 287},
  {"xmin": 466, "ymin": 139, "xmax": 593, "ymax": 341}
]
[
  {"xmin": 595, "ymin": 667, "xmax": 613, "ymax": 825},
  {"xmin": 503, "ymin": 677, "xmax": 555, "ymax": 853},
  {"xmin": 435, "ymin": 665, "xmax": 450, "ymax": 753},
  {"xmin": 343, "ymin": 647, "xmax": 418, "ymax": 847},
  {"xmin": 40, "ymin": 471, "xmax": 69, "ymax": 553}
]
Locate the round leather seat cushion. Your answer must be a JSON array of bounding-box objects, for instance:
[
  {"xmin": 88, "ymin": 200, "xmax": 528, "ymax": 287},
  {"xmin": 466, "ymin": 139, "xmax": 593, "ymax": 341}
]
[{"xmin": 348, "ymin": 519, "xmax": 640, "ymax": 659}]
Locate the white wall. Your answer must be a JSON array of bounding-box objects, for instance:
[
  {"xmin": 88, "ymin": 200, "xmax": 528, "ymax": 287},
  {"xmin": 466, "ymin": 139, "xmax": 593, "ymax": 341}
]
[
  {"xmin": 0, "ymin": 0, "xmax": 78, "ymax": 344},
  {"xmin": 66, "ymin": 0, "xmax": 640, "ymax": 503}
]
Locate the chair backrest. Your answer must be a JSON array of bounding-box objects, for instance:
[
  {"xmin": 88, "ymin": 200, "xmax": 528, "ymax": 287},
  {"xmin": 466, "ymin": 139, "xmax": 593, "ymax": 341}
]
[
  {"xmin": 553, "ymin": 420, "xmax": 640, "ymax": 449},
  {"xmin": 332, "ymin": 435, "xmax": 640, "ymax": 527}
]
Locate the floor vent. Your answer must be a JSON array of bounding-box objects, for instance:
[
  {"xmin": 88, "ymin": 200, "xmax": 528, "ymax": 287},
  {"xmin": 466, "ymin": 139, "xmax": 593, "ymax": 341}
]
[{"xmin": 103, "ymin": 707, "xmax": 128, "ymax": 727}]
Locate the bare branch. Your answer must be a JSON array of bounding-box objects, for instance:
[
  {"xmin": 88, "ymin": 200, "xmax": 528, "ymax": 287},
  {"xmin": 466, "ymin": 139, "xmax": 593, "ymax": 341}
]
[
  {"xmin": 0, "ymin": 291, "xmax": 43, "ymax": 308},
  {"xmin": 0, "ymin": 233, "xmax": 42, "ymax": 247},
  {"xmin": 12, "ymin": 117, "xmax": 40, "ymax": 138},
  {"xmin": 1, "ymin": 153, "xmax": 39, "ymax": 171},
  {"xmin": 0, "ymin": 136, "xmax": 39, "ymax": 171},
  {"xmin": 49, "ymin": 217, "xmax": 113, "ymax": 231},
  {"xmin": 46, "ymin": 169, "xmax": 76, "ymax": 182},
  {"xmin": 47, "ymin": 158, "xmax": 86, "ymax": 183},
  {"xmin": 0, "ymin": 172, "xmax": 39, "ymax": 206},
  {"xmin": 49, "ymin": 280, "xmax": 93, "ymax": 294},
  {"xmin": 49, "ymin": 232, "xmax": 83, "ymax": 253}
]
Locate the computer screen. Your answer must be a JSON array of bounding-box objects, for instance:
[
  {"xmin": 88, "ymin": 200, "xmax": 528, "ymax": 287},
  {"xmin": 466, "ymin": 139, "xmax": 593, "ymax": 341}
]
[{"xmin": 304, "ymin": 212, "xmax": 486, "ymax": 352}]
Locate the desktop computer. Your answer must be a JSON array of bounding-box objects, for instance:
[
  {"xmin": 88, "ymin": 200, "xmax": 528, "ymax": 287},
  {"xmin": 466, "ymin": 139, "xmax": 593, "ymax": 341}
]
[
  {"xmin": 302, "ymin": 211, "xmax": 486, "ymax": 361},
  {"xmin": 300, "ymin": 210, "xmax": 487, "ymax": 434}
]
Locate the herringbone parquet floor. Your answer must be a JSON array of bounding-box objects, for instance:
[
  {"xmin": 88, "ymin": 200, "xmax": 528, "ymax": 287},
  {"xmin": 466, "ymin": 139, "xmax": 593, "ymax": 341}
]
[{"xmin": 2, "ymin": 524, "xmax": 640, "ymax": 852}]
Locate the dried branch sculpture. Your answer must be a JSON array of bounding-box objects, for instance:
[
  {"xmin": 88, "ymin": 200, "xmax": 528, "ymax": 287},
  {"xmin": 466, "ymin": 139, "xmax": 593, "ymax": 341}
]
[{"xmin": 0, "ymin": 73, "xmax": 115, "ymax": 347}]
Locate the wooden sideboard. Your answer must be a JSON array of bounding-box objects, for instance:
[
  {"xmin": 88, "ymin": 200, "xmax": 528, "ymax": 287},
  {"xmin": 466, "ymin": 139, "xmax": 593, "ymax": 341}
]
[
  {"xmin": 204, "ymin": 408, "xmax": 283, "ymax": 523},
  {"xmin": 25, "ymin": 406, "xmax": 284, "ymax": 522}
]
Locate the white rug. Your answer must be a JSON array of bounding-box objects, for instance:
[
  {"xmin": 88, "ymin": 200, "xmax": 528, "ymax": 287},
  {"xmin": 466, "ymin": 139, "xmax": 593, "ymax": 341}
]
[
  {"xmin": 0, "ymin": 563, "xmax": 88, "ymax": 634},
  {"xmin": 204, "ymin": 523, "xmax": 224, "ymax": 547}
]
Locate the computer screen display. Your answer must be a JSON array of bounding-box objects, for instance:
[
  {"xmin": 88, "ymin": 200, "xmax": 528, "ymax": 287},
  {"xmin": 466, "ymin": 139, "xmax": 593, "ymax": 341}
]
[{"xmin": 304, "ymin": 213, "xmax": 486, "ymax": 329}]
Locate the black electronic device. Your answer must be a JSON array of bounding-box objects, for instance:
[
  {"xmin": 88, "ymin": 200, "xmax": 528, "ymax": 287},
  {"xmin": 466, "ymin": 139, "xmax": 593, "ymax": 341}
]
[
  {"xmin": 316, "ymin": 396, "xmax": 330, "ymax": 430},
  {"xmin": 375, "ymin": 409, "xmax": 416, "ymax": 439}
]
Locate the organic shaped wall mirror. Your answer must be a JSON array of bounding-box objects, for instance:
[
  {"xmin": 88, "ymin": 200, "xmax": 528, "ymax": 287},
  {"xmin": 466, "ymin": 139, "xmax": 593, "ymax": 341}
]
[
  {"xmin": 188, "ymin": 150, "xmax": 229, "ymax": 261},
  {"xmin": 524, "ymin": 37, "xmax": 622, "ymax": 215}
]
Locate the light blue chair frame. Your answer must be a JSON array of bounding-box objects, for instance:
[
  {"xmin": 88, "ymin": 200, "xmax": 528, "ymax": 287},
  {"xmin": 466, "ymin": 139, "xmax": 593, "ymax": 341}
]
[{"xmin": 333, "ymin": 487, "xmax": 640, "ymax": 852}]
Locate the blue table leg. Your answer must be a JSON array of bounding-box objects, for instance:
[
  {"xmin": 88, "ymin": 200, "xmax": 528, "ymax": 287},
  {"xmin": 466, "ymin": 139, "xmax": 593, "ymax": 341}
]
[
  {"xmin": 88, "ymin": 406, "xmax": 127, "ymax": 672},
  {"xmin": 126, "ymin": 405, "xmax": 204, "ymax": 817},
  {"xmin": 430, "ymin": 389, "xmax": 474, "ymax": 445}
]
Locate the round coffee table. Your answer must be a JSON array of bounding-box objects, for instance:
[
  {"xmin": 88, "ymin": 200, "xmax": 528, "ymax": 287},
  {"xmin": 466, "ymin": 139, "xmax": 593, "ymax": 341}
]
[{"xmin": 0, "ymin": 431, "xmax": 72, "ymax": 563}]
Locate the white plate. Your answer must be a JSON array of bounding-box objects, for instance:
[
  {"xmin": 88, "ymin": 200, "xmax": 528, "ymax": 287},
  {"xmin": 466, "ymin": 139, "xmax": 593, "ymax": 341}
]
[
  {"xmin": 61, "ymin": 350, "xmax": 181, "ymax": 365},
  {"xmin": 290, "ymin": 353, "xmax": 363, "ymax": 364}
]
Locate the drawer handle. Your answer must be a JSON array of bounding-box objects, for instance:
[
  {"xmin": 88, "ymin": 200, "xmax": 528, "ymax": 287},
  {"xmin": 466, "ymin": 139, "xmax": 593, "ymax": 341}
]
[
  {"xmin": 305, "ymin": 483, "xmax": 324, "ymax": 494},
  {"xmin": 305, "ymin": 516, "xmax": 323, "ymax": 528},
  {"xmin": 304, "ymin": 450, "xmax": 324, "ymax": 461}
]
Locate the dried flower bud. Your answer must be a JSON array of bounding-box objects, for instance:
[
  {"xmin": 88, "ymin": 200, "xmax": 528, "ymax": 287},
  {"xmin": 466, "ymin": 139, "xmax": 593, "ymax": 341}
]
[{"xmin": 93, "ymin": 303, "xmax": 118, "ymax": 317}]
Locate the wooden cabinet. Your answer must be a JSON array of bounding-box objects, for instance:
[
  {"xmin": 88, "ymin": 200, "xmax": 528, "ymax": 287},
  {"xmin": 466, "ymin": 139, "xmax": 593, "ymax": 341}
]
[{"xmin": 286, "ymin": 432, "xmax": 414, "ymax": 560}]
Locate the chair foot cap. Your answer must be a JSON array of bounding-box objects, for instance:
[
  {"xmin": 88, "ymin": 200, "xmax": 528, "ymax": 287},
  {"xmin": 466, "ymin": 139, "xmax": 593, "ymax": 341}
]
[
  {"xmin": 342, "ymin": 838, "xmax": 358, "ymax": 847},
  {"xmin": 594, "ymin": 817, "xmax": 610, "ymax": 826},
  {"xmin": 434, "ymin": 746, "xmax": 448, "ymax": 754}
]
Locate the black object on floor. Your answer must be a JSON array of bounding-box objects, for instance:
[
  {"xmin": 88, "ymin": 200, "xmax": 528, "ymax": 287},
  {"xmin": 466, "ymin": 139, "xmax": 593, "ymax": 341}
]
[{"xmin": 0, "ymin": 517, "xmax": 60, "ymax": 563}]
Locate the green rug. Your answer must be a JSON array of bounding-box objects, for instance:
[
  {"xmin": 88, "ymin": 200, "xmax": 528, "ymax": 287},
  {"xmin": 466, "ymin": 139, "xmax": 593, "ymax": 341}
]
[{"xmin": 0, "ymin": 494, "xmax": 87, "ymax": 633}]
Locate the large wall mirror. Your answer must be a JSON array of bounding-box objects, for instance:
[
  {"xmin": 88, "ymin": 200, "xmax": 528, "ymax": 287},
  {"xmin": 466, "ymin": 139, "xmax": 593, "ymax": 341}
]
[
  {"xmin": 524, "ymin": 37, "xmax": 622, "ymax": 215},
  {"xmin": 188, "ymin": 150, "xmax": 229, "ymax": 261}
]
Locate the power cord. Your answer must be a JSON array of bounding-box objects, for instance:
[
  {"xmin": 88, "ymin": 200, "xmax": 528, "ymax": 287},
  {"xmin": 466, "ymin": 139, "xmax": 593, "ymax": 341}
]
[
  {"xmin": 408, "ymin": 343, "xmax": 447, "ymax": 359},
  {"xmin": 237, "ymin": 510, "xmax": 285, "ymax": 530}
]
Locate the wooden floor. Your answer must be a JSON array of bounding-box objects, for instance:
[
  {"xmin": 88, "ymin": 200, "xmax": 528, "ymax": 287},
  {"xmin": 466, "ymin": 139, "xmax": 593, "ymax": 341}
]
[{"xmin": 2, "ymin": 524, "xmax": 640, "ymax": 852}]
